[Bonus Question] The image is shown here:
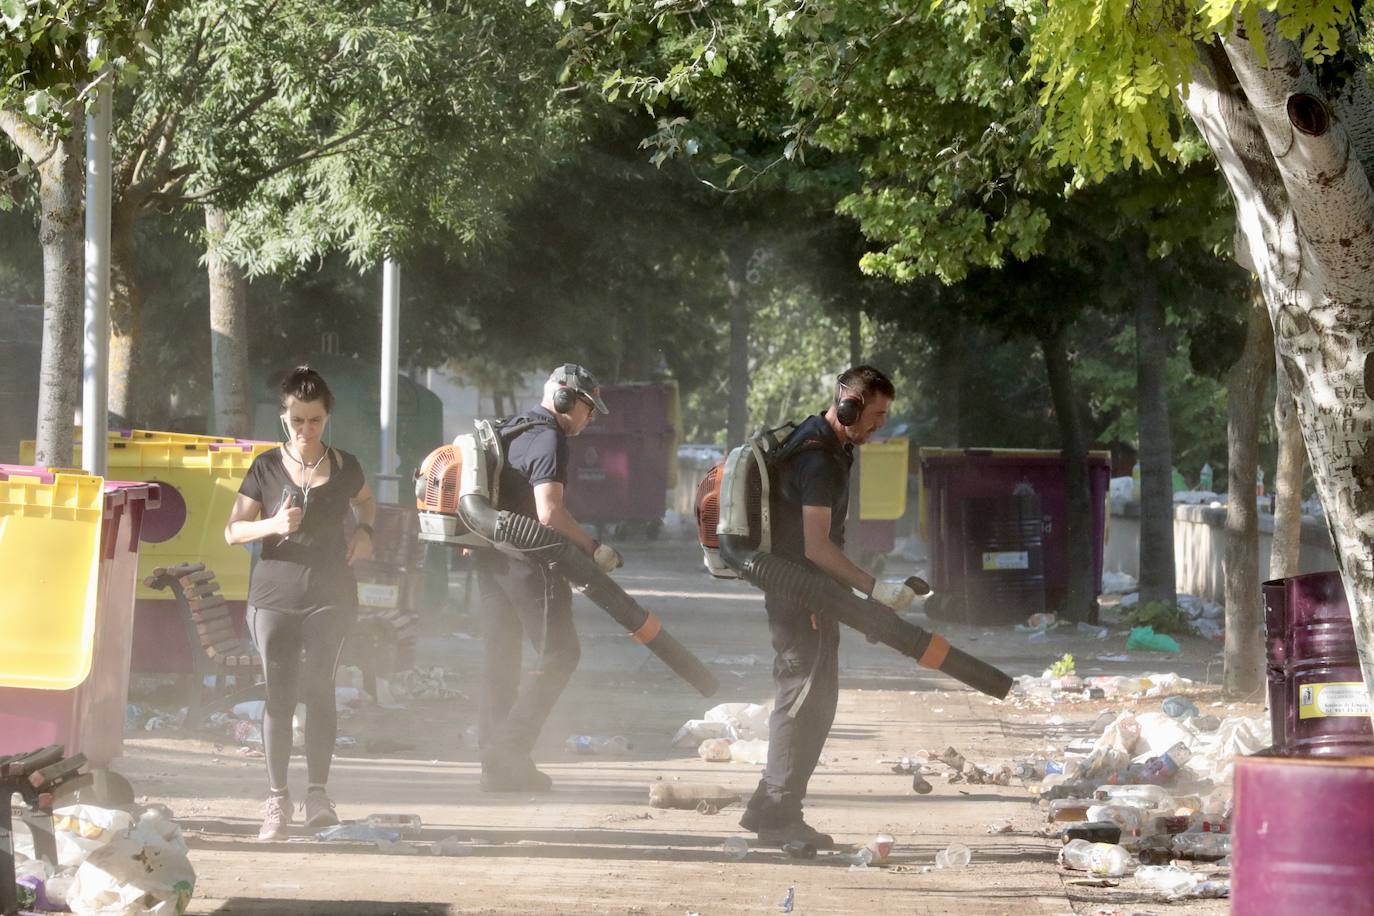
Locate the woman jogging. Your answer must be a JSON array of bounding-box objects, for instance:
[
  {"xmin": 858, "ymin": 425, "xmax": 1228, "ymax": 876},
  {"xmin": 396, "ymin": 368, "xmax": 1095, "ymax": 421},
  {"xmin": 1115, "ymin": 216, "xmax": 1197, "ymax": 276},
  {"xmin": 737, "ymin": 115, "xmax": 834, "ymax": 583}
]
[{"xmin": 225, "ymin": 366, "xmax": 375, "ymax": 840}]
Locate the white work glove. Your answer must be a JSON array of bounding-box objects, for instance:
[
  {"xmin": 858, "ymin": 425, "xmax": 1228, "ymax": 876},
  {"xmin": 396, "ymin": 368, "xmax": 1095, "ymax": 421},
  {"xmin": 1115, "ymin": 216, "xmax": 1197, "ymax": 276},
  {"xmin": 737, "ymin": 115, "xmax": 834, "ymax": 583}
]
[
  {"xmin": 870, "ymin": 579, "xmax": 917, "ymax": 611},
  {"xmin": 593, "ymin": 541, "xmax": 624, "ymax": 573}
]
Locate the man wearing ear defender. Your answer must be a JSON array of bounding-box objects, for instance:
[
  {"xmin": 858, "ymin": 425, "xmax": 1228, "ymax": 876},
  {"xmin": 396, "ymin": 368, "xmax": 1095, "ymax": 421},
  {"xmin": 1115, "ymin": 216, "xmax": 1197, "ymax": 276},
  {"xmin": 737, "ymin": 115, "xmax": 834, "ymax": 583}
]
[
  {"xmin": 475, "ymin": 363, "xmax": 622, "ymax": 792},
  {"xmin": 740, "ymin": 365, "xmax": 922, "ymax": 848}
]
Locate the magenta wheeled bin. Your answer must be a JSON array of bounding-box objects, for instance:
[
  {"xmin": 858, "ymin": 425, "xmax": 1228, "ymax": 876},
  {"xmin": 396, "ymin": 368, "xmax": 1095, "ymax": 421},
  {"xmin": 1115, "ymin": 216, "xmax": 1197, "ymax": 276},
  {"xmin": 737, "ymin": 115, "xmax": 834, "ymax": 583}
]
[
  {"xmin": 564, "ymin": 382, "xmax": 677, "ymax": 539},
  {"xmin": 919, "ymin": 448, "xmax": 1111, "ymax": 623},
  {"xmin": 0, "ymin": 465, "xmax": 159, "ymax": 772}
]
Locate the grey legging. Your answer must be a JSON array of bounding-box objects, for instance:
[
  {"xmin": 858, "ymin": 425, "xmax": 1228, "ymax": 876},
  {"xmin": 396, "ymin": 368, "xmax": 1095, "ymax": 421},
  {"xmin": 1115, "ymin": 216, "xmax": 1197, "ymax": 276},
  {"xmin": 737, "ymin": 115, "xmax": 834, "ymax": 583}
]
[{"xmin": 247, "ymin": 603, "xmax": 357, "ymax": 790}]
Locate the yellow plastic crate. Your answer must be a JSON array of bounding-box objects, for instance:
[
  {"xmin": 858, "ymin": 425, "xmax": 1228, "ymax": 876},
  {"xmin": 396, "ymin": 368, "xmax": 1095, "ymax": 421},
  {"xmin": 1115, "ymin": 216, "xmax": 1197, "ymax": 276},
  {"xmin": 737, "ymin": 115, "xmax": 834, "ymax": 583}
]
[
  {"xmin": 19, "ymin": 428, "xmax": 233, "ymax": 464},
  {"xmin": 0, "ymin": 470, "xmax": 104, "ymax": 690},
  {"xmin": 858, "ymin": 438, "xmax": 909, "ymax": 521}
]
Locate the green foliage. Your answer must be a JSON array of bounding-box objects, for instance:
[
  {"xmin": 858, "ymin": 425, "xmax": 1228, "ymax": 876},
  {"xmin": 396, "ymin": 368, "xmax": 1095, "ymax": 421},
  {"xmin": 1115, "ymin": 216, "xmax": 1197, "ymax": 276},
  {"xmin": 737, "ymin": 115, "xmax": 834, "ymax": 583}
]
[
  {"xmin": 1124, "ymin": 600, "xmax": 1197, "ymax": 636},
  {"xmin": 1021, "ymin": 0, "xmax": 1360, "ymax": 177},
  {"xmin": 1049, "ymin": 652, "xmax": 1075, "ymax": 677}
]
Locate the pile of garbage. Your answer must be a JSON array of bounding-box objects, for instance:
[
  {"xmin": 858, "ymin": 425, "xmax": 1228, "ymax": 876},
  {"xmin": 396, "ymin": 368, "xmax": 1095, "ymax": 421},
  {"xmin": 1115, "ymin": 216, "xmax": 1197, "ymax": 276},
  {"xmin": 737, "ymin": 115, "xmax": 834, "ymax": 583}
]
[
  {"xmin": 10, "ymin": 804, "xmax": 195, "ymax": 915},
  {"xmin": 672, "ymin": 702, "xmax": 771, "ymax": 765},
  {"xmin": 1033, "ymin": 700, "xmax": 1270, "ymax": 899},
  {"xmin": 1008, "ymin": 665, "xmax": 1196, "ymax": 708},
  {"xmin": 1118, "ymin": 592, "xmax": 1225, "ymax": 641}
]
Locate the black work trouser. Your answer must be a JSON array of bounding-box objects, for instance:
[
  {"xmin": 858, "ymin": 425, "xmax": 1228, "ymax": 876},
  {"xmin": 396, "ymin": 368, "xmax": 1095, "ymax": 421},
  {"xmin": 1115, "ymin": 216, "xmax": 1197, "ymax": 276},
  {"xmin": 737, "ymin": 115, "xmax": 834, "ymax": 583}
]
[
  {"xmin": 745, "ymin": 602, "xmax": 840, "ymax": 825},
  {"xmin": 476, "ymin": 549, "xmax": 580, "ymax": 760}
]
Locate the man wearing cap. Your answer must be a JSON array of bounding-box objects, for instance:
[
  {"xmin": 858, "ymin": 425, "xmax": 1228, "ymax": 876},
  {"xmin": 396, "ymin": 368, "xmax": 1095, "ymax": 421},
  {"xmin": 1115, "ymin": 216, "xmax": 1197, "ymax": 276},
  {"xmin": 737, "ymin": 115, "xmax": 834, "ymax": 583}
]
[{"xmin": 476, "ymin": 363, "xmax": 620, "ymax": 792}]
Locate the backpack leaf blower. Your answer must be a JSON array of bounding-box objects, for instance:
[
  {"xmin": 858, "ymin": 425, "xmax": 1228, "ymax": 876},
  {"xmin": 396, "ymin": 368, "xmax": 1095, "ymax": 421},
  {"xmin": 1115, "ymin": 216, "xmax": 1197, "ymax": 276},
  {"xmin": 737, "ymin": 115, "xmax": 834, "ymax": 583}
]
[
  {"xmin": 695, "ymin": 426, "xmax": 1013, "ymax": 700},
  {"xmin": 417, "ymin": 420, "xmax": 718, "ymax": 698}
]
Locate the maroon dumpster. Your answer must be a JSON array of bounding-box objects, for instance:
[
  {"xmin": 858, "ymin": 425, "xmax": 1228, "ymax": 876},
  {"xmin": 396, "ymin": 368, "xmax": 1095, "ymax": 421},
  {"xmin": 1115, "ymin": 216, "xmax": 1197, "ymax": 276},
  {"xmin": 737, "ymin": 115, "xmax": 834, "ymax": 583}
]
[
  {"xmin": 565, "ymin": 382, "xmax": 677, "ymax": 538},
  {"xmin": 919, "ymin": 448, "xmax": 1111, "ymax": 623},
  {"xmin": 0, "ymin": 466, "xmax": 159, "ymax": 768}
]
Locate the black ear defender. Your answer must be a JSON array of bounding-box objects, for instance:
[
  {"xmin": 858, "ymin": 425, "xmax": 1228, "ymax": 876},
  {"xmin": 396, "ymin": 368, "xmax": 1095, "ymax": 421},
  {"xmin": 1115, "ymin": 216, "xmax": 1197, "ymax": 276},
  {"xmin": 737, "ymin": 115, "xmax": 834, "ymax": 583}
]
[
  {"xmin": 835, "ymin": 377, "xmax": 865, "ymax": 427},
  {"xmin": 552, "ymin": 386, "xmax": 577, "ymax": 414}
]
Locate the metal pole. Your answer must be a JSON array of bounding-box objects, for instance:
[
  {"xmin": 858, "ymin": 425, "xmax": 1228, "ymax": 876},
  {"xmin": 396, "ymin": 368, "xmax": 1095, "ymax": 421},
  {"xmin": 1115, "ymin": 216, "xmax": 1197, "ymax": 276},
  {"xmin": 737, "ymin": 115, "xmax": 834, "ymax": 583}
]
[
  {"xmin": 379, "ymin": 258, "xmax": 400, "ymax": 502},
  {"xmin": 82, "ymin": 42, "xmax": 111, "ymax": 478}
]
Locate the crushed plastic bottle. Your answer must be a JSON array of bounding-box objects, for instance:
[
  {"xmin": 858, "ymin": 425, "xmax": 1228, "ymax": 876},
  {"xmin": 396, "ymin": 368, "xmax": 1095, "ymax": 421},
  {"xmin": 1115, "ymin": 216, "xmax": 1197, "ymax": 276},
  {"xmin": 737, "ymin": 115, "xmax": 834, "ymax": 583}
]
[
  {"xmin": 1140, "ymin": 742, "xmax": 1193, "ymax": 785},
  {"xmin": 565, "ymin": 735, "xmax": 631, "ymax": 755},
  {"xmin": 934, "ymin": 843, "xmax": 971, "ymax": 868},
  {"xmin": 781, "ymin": 884, "xmax": 796, "ymax": 913},
  {"xmin": 1059, "ymin": 838, "xmax": 1132, "ymax": 876},
  {"xmin": 317, "ymin": 823, "xmax": 401, "ymax": 843},
  {"xmin": 839, "ymin": 846, "xmax": 875, "ymax": 868},
  {"xmin": 1137, "ymin": 864, "xmax": 1229, "ymax": 898},
  {"xmin": 1086, "ymin": 804, "xmax": 1151, "ymax": 834},
  {"xmin": 722, "ymin": 837, "xmax": 749, "ymax": 860},
  {"xmin": 782, "ymin": 840, "xmax": 816, "ymax": 860},
  {"xmin": 366, "ymin": 813, "xmax": 422, "ymax": 838},
  {"xmin": 698, "ymin": 738, "xmax": 734, "ymax": 762},
  {"xmin": 729, "ymin": 738, "xmax": 769, "ymax": 765}
]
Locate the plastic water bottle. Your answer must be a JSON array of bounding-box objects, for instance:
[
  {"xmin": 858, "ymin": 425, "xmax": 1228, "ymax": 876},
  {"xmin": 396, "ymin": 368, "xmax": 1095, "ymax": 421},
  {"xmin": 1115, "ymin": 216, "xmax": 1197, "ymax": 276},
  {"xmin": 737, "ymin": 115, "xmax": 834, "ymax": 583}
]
[
  {"xmin": 1094, "ymin": 784, "xmax": 1173, "ymax": 808},
  {"xmin": 1061, "ymin": 822, "xmax": 1122, "ymax": 845},
  {"xmin": 1048, "ymin": 798, "xmax": 1094, "ymax": 822},
  {"xmin": 366, "ymin": 813, "xmax": 422, "ymax": 838},
  {"xmin": 1171, "ymin": 832, "xmax": 1231, "ymax": 860},
  {"xmin": 1140, "ymin": 742, "xmax": 1193, "ymax": 785},
  {"xmin": 1086, "ymin": 804, "xmax": 1150, "ymax": 833},
  {"xmin": 565, "ymin": 735, "xmax": 630, "ymax": 754},
  {"xmin": 1059, "ymin": 839, "xmax": 1132, "ymax": 876},
  {"xmin": 1199, "ymin": 463, "xmax": 1213, "ymax": 492}
]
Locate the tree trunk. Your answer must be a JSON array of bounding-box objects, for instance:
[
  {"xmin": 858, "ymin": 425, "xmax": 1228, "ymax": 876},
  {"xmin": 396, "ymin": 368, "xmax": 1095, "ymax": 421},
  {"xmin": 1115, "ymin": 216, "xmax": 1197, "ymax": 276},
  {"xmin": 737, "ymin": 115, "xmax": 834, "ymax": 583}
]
[
  {"xmin": 107, "ymin": 206, "xmax": 142, "ymax": 425},
  {"xmin": 206, "ymin": 207, "xmax": 251, "ymax": 437},
  {"xmin": 1183, "ymin": 18, "xmax": 1374, "ymax": 716},
  {"xmin": 1223, "ymin": 289, "xmax": 1274, "ymax": 698},
  {"xmin": 848, "ymin": 308, "xmax": 862, "ymax": 367},
  {"xmin": 934, "ymin": 329, "xmax": 965, "ymax": 446},
  {"xmin": 1270, "ymin": 362, "xmax": 1306, "ymax": 580},
  {"xmin": 1133, "ymin": 245, "xmax": 1177, "ymax": 608},
  {"xmin": 32, "ymin": 132, "xmax": 85, "ymax": 467},
  {"xmin": 1040, "ymin": 324, "xmax": 1098, "ymax": 622},
  {"xmin": 725, "ymin": 245, "xmax": 751, "ymax": 447}
]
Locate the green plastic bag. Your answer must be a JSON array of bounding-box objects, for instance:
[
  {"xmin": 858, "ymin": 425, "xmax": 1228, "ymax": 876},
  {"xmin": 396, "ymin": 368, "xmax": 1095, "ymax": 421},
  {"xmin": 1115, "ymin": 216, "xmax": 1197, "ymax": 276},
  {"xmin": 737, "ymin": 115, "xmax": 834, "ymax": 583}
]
[{"xmin": 1126, "ymin": 625, "xmax": 1181, "ymax": 654}]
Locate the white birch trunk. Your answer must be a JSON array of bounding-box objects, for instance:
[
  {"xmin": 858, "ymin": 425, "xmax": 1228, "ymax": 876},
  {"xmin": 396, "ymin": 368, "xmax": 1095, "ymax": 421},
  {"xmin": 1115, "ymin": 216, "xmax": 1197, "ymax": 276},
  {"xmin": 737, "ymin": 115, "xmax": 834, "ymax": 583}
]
[{"xmin": 1184, "ymin": 16, "xmax": 1374, "ymax": 721}]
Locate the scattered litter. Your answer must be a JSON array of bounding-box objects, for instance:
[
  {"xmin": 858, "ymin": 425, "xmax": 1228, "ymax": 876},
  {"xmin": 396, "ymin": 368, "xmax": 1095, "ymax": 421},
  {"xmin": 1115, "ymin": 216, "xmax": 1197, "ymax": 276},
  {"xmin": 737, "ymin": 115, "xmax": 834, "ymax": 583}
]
[
  {"xmin": 316, "ymin": 823, "xmax": 401, "ymax": 843},
  {"xmin": 391, "ymin": 666, "xmax": 466, "ymax": 701},
  {"xmin": 1101, "ymin": 571, "xmax": 1137, "ymax": 594},
  {"xmin": 673, "ymin": 702, "xmax": 770, "ymax": 748},
  {"xmin": 1077, "ymin": 622, "xmax": 1110, "ymax": 639},
  {"xmin": 722, "ymin": 837, "xmax": 749, "ymax": 860},
  {"xmin": 712, "ymin": 653, "xmax": 758, "ymax": 666},
  {"xmin": 335, "ymin": 736, "xmax": 357, "ymax": 748},
  {"xmin": 780, "ymin": 884, "xmax": 796, "ymax": 913},
  {"xmin": 648, "ymin": 784, "xmax": 740, "ymax": 810},
  {"xmin": 698, "ymin": 738, "xmax": 734, "ymax": 762},
  {"xmin": 729, "ymin": 738, "xmax": 769, "ymax": 765},
  {"xmin": 911, "ymin": 773, "xmax": 933, "ymax": 794},
  {"xmin": 783, "ymin": 840, "xmax": 816, "ymax": 860},
  {"xmin": 431, "ymin": 836, "xmax": 473, "ymax": 857},
  {"xmin": 565, "ymin": 735, "xmax": 631, "ymax": 754},
  {"xmin": 934, "ymin": 843, "xmax": 971, "ymax": 868},
  {"xmin": 1127, "ymin": 627, "xmax": 1181, "ymax": 654},
  {"xmin": 365, "ymin": 813, "xmax": 422, "ymax": 838},
  {"xmin": 66, "ymin": 809, "xmax": 194, "ymax": 916},
  {"xmin": 985, "ymin": 820, "xmax": 1013, "ymax": 834}
]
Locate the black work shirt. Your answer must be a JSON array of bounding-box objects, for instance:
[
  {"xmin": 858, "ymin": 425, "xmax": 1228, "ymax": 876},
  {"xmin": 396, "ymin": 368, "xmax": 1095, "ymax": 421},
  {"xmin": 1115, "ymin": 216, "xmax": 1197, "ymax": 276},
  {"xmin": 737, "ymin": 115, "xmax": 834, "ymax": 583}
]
[
  {"xmin": 494, "ymin": 407, "xmax": 568, "ymax": 517},
  {"xmin": 239, "ymin": 447, "xmax": 366, "ymax": 612},
  {"xmin": 769, "ymin": 414, "xmax": 854, "ymax": 564}
]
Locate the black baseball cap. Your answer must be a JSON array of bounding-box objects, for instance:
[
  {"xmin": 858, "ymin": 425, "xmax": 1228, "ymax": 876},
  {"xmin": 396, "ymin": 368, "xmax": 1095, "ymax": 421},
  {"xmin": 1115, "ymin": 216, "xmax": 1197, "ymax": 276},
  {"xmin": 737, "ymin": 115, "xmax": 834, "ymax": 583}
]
[{"xmin": 549, "ymin": 363, "xmax": 609, "ymax": 414}]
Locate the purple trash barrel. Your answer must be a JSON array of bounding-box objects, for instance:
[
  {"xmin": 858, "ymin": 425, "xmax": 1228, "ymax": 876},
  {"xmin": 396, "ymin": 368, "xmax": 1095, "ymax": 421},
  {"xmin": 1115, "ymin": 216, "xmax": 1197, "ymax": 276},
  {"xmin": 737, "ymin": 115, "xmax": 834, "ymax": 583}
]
[
  {"xmin": 1284, "ymin": 571, "xmax": 1374, "ymax": 757},
  {"xmin": 1232, "ymin": 755, "xmax": 1374, "ymax": 914},
  {"xmin": 1262, "ymin": 577, "xmax": 1291, "ymax": 752}
]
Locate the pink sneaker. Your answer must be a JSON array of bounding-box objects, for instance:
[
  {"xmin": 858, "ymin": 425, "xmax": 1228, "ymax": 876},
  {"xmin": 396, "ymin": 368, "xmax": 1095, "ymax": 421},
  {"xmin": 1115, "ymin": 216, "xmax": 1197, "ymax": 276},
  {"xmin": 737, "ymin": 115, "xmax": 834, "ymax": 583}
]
[
  {"xmin": 258, "ymin": 793, "xmax": 292, "ymax": 841},
  {"xmin": 302, "ymin": 787, "xmax": 339, "ymax": 829}
]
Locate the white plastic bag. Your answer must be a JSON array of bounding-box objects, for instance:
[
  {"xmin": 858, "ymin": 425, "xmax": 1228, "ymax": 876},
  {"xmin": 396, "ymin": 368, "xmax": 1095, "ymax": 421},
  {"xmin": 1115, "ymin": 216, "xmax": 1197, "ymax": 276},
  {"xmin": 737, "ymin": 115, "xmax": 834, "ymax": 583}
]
[
  {"xmin": 67, "ymin": 818, "xmax": 195, "ymax": 916},
  {"xmin": 53, "ymin": 806, "xmax": 136, "ymax": 868}
]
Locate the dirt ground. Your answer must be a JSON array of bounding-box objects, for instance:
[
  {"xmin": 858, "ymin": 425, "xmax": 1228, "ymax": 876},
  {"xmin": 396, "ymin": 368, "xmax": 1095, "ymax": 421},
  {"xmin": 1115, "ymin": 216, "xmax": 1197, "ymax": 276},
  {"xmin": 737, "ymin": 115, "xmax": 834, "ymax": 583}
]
[{"xmin": 115, "ymin": 529, "xmax": 1248, "ymax": 915}]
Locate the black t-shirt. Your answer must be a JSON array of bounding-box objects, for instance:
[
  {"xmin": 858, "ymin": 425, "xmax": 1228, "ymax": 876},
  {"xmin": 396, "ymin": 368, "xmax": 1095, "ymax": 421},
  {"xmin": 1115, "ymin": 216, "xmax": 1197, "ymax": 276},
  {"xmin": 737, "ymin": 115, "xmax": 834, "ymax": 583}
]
[
  {"xmin": 238, "ymin": 446, "xmax": 366, "ymax": 612},
  {"xmin": 494, "ymin": 407, "xmax": 568, "ymax": 517},
  {"xmin": 769, "ymin": 414, "xmax": 854, "ymax": 565}
]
